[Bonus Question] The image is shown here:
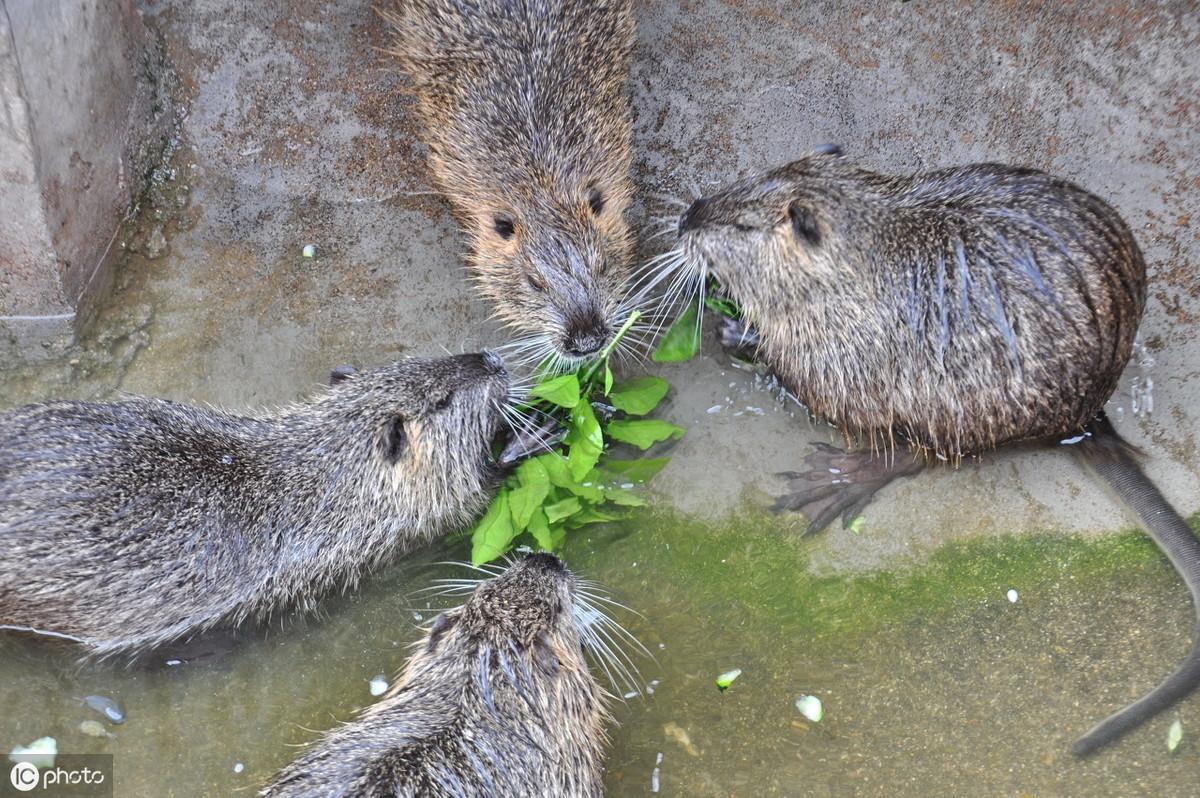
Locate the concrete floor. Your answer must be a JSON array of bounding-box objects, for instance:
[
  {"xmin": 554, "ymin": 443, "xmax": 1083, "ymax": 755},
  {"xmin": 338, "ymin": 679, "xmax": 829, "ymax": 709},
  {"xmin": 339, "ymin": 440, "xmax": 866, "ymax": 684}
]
[{"xmin": 2, "ymin": 0, "xmax": 1197, "ymax": 571}]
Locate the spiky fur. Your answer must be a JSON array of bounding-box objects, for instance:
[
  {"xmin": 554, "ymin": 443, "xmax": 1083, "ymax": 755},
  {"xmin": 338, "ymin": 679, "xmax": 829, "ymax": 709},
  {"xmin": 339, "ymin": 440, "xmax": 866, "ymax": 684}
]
[
  {"xmin": 382, "ymin": 0, "xmax": 636, "ymax": 360},
  {"xmin": 0, "ymin": 354, "xmax": 509, "ymax": 657},
  {"xmin": 680, "ymin": 154, "xmax": 1146, "ymax": 457},
  {"xmin": 263, "ymin": 554, "xmax": 608, "ymax": 798}
]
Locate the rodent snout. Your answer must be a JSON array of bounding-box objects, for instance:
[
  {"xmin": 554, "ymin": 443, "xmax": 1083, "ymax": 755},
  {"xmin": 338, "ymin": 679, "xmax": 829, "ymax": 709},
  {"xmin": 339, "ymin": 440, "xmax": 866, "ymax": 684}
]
[{"xmin": 563, "ymin": 318, "xmax": 610, "ymax": 358}]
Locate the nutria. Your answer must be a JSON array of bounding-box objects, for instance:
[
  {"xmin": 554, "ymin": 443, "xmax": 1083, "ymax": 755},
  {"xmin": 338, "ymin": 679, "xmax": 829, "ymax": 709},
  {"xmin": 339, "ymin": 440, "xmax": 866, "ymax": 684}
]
[
  {"xmin": 667, "ymin": 149, "xmax": 1200, "ymax": 755},
  {"xmin": 263, "ymin": 553, "xmax": 610, "ymax": 797},
  {"xmin": 382, "ymin": 0, "xmax": 637, "ymax": 364},
  {"xmin": 0, "ymin": 353, "xmax": 546, "ymax": 658}
]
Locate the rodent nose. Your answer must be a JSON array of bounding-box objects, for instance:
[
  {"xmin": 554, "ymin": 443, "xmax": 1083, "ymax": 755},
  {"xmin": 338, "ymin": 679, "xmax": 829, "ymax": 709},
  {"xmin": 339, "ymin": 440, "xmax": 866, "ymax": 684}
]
[
  {"xmin": 678, "ymin": 196, "xmax": 711, "ymax": 235},
  {"xmin": 481, "ymin": 350, "xmax": 507, "ymax": 376},
  {"xmin": 564, "ymin": 318, "xmax": 609, "ymax": 358}
]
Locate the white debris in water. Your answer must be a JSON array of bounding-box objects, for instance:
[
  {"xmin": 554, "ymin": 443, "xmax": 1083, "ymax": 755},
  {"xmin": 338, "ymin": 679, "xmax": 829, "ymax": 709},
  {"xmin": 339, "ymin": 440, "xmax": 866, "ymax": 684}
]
[
  {"xmin": 706, "ymin": 405, "xmax": 723, "ymax": 414},
  {"xmin": 647, "ymin": 678, "xmax": 660, "ymax": 695},
  {"xmin": 621, "ymin": 482, "xmax": 634, "ymax": 490},
  {"xmin": 650, "ymin": 752, "xmax": 663, "ymax": 793},
  {"xmin": 1006, "ymin": 589, "xmax": 1019, "ymax": 603},
  {"xmin": 795, "ymin": 695, "xmax": 824, "ymax": 723},
  {"xmin": 234, "ymin": 763, "xmax": 245, "ymax": 774},
  {"xmin": 1168, "ymin": 718, "xmax": 1183, "ymax": 752},
  {"xmin": 9, "ymin": 737, "xmax": 56, "ymax": 769},
  {"xmin": 744, "ymin": 406, "xmax": 764, "ymax": 416},
  {"xmin": 369, "ymin": 675, "xmax": 388, "ymax": 696},
  {"xmin": 165, "ymin": 659, "xmax": 183, "ymax": 666},
  {"xmin": 412, "ymin": 611, "xmax": 424, "ymax": 621},
  {"xmin": 623, "ymin": 690, "xmax": 639, "ymax": 700},
  {"xmin": 302, "ymin": 244, "xmax": 316, "ymax": 258}
]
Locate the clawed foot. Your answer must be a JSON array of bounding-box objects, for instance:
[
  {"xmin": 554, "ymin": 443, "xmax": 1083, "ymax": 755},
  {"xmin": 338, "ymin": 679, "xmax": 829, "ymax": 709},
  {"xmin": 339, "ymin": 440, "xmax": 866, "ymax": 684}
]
[
  {"xmin": 774, "ymin": 442, "xmax": 924, "ymax": 535},
  {"xmin": 716, "ymin": 316, "xmax": 761, "ymax": 361},
  {"xmin": 498, "ymin": 416, "xmax": 565, "ymax": 468}
]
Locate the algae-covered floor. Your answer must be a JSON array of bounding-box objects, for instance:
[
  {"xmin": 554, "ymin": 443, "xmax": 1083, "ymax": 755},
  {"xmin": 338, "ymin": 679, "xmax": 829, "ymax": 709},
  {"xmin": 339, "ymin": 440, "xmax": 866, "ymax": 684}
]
[{"xmin": 1, "ymin": 0, "xmax": 1199, "ymax": 795}]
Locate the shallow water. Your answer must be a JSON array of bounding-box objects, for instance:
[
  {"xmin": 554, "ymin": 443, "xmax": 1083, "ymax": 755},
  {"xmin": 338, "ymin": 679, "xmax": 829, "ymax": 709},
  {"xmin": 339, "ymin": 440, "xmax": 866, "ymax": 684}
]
[{"xmin": 4, "ymin": 0, "xmax": 1200, "ymax": 794}]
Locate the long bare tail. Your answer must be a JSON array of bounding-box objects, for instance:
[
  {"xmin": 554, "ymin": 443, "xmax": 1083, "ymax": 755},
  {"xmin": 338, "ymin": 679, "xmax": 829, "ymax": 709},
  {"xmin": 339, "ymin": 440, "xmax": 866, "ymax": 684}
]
[{"xmin": 1070, "ymin": 412, "xmax": 1200, "ymax": 756}]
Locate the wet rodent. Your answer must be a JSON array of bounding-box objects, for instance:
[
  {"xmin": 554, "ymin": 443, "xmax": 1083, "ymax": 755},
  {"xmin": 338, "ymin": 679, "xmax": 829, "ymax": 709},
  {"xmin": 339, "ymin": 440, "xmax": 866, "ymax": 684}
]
[
  {"xmin": 263, "ymin": 553, "xmax": 609, "ymax": 798},
  {"xmin": 0, "ymin": 353, "xmax": 522, "ymax": 658},
  {"xmin": 383, "ymin": 0, "xmax": 637, "ymax": 363},
  {"xmin": 672, "ymin": 149, "xmax": 1198, "ymax": 755}
]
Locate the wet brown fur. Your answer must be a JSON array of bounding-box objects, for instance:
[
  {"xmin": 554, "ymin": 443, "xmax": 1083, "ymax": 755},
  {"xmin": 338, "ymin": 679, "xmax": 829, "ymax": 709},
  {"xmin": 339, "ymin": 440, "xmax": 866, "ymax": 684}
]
[
  {"xmin": 679, "ymin": 153, "xmax": 1146, "ymax": 457},
  {"xmin": 263, "ymin": 554, "xmax": 608, "ymax": 798},
  {"xmin": 0, "ymin": 354, "xmax": 510, "ymax": 658},
  {"xmin": 382, "ymin": 0, "xmax": 637, "ymax": 361}
]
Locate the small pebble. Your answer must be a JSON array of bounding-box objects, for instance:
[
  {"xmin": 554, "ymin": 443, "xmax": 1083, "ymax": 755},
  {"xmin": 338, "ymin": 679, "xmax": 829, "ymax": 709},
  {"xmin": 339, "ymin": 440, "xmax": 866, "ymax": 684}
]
[
  {"xmin": 369, "ymin": 675, "xmax": 388, "ymax": 697},
  {"xmin": 84, "ymin": 695, "xmax": 125, "ymax": 725},
  {"xmin": 302, "ymin": 244, "xmax": 315, "ymax": 258},
  {"xmin": 1007, "ymin": 589, "xmax": 1019, "ymax": 603},
  {"xmin": 79, "ymin": 721, "xmax": 107, "ymax": 738}
]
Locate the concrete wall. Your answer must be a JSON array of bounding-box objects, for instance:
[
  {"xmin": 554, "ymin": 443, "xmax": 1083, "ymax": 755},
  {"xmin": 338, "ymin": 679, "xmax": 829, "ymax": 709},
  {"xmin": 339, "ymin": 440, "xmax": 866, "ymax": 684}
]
[{"xmin": 0, "ymin": 0, "xmax": 166, "ymax": 362}]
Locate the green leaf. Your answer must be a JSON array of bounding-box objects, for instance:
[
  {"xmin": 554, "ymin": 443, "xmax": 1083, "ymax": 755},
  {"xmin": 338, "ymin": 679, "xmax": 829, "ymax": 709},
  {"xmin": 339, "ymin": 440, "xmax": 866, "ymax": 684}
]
[
  {"xmin": 544, "ymin": 496, "xmax": 582, "ymax": 524},
  {"xmin": 599, "ymin": 457, "xmax": 671, "ymax": 483},
  {"xmin": 603, "ymin": 364, "xmax": 614, "ymax": 396},
  {"xmin": 529, "ymin": 374, "xmax": 581, "ymax": 408},
  {"xmin": 565, "ymin": 402, "xmax": 604, "ymax": 480},
  {"xmin": 609, "ymin": 376, "xmax": 670, "ymax": 416},
  {"xmin": 716, "ymin": 668, "xmax": 742, "ymax": 691},
  {"xmin": 527, "ymin": 508, "xmax": 555, "ymax": 552},
  {"xmin": 508, "ymin": 480, "xmax": 548, "ymax": 532},
  {"xmin": 471, "ymin": 492, "xmax": 515, "ymax": 564},
  {"xmin": 848, "ymin": 516, "xmax": 866, "ymax": 535},
  {"xmin": 606, "ymin": 419, "xmax": 686, "ymax": 450},
  {"xmin": 704, "ymin": 294, "xmax": 741, "ymax": 319},
  {"xmin": 560, "ymin": 478, "xmax": 605, "ymax": 503},
  {"xmin": 652, "ymin": 299, "xmax": 701, "ymax": 362},
  {"xmin": 603, "ymin": 485, "xmax": 646, "ymax": 506},
  {"xmin": 566, "ymin": 506, "xmax": 624, "ymax": 528},
  {"xmin": 516, "ymin": 457, "xmax": 550, "ymax": 490}
]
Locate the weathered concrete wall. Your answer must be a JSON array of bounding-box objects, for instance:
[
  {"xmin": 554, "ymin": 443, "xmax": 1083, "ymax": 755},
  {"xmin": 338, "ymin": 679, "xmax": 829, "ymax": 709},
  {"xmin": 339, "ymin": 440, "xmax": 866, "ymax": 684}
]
[{"xmin": 0, "ymin": 0, "xmax": 168, "ymax": 363}]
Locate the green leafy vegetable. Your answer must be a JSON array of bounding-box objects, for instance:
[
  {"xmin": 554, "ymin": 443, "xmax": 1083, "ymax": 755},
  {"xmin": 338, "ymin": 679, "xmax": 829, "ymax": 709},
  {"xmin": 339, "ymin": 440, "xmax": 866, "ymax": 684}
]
[
  {"xmin": 652, "ymin": 299, "xmax": 701, "ymax": 363},
  {"xmin": 606, "ymin": 419, "xmax": 686, "ymax": 450},
  {"xmin": 529, "ymin": 374, "xmax": 581, "ymax": 408},
  {"xmin": 467, "ymin": 310, "xmax": 684, "ymax": 564},
  {"xmin": 609, "ymin": 376, "xmax": 670, "ymax": 416}
]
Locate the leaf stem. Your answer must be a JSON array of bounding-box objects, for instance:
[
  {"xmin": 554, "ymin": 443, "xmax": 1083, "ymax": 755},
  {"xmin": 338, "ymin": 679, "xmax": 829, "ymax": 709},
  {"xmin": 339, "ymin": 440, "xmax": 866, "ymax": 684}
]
[{"xmin": 581, "ymin": 309, "xmax": 642, "ymax": 387}]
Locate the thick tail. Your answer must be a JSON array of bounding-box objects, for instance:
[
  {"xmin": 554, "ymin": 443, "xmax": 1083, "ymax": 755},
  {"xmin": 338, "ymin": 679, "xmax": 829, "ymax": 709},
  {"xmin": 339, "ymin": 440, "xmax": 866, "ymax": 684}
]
[{"xmin": 1069, "ymin": 413, "xmax": 1200, "ymax": 756}]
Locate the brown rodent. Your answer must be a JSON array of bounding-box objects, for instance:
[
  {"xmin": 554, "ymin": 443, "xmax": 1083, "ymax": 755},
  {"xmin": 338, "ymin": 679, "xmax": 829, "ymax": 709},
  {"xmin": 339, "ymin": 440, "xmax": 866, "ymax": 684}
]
[
  {"xmin": 0, "ymin": 353, "xmax": 532, "ymax": 658},
  {"xmin": 262, "ymin": 553, "xmax": 610, "ymax": 798},
  {"xmin": 670, "ymin": 148, "xmax": 1198, "ymax": 755},
  {"xmin": 383, "ymin": 0, "xmax": 637, "ymax": 364}
]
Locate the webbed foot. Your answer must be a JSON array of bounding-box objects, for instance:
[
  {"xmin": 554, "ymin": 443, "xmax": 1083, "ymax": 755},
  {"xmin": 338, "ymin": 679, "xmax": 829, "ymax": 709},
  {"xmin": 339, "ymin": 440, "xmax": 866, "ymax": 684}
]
[
  {"xmin": 498, "ymin": 416, "xmax": 565, "ymax": 468},
  {"xmin": 774, "ymin": 443, "xmax": 925, "ymax": 535}
]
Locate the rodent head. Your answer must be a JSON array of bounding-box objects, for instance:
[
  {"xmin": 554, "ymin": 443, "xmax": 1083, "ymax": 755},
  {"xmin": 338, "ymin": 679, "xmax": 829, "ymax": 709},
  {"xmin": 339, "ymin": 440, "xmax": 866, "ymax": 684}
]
[
  {"xmin": 319, "ymin": 352, "xmax": 512, "ymax": 529},
  {"xmin": 461, "ymin": 169, "xmax": 634, "ymax": 365},
  {"xmin": 676, "ymin": 146, "xmax": 884, "ymax": 311},
  {"xmin": 412, "ymin": 554, "xmax": 597, "ymax": 698}
]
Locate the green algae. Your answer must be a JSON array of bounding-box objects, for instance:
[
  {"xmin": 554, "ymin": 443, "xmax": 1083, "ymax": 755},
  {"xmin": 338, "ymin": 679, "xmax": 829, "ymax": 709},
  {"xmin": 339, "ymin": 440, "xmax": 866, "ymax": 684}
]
[{"xmin": 567, "ymin": 506, "xmax": 1198, "ymax": 646}]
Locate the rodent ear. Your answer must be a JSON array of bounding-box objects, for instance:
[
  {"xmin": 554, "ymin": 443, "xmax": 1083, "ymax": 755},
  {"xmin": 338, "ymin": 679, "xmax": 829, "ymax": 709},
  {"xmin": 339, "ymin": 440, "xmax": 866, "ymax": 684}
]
[
  {"xmin": 380, "ymin": 415, "xmax": 408, "ymax": 464},
  {"xmin": 533, "ymin": 632, "xmax": 560, "ymax": 676},
  {"xmin": 787, "ymin": 201, "xmax": 822, "ymax": 247},
  {"xmin": 426, "ymin": 612, "xmax": 455, "ymax": 653},
  {"xmin": 329, "ymin": 364, "xmax": 358, "ymax": 385}
]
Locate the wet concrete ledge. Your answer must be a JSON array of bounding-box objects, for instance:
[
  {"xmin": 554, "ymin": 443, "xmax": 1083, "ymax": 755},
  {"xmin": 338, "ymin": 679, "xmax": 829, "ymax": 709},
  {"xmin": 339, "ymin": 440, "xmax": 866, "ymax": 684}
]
[{"xmin": 0, "ymin": 0, "xmax": 172, "ymax": 363}]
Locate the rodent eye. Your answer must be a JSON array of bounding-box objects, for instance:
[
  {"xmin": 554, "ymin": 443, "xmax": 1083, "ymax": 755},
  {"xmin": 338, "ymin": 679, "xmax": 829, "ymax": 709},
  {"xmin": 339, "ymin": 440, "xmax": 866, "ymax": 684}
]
[
  {"xmin": 527, "ymin": 273, "xmax": 547, "ymax": 293},
  {"xmin": 432, "ymin": 394, "xmax": 453, "ymax": 412},
  {"xmin": 493, "ymin": 215, "xmax": 515, "ymax": 240},
  {"xmin": 787, "ymin": 201, "xmax": 821, "ymax": 246},
  {"xmin": 381, "ymin": 416, "xmax": 407, "ymax": 464},
  {"xmin": 586, "ymin": 187, "xmax": 605, "ymax": 216}
]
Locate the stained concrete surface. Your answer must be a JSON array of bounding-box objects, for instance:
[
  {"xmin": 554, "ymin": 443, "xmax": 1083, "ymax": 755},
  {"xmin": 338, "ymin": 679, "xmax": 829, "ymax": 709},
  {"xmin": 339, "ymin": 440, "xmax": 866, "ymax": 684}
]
[
  {"xmin": 0, "ymin": 0, "xmax": 175, "ymax": 360},
  {"xmin": 0, "ymin": 0, "xmax": 1197, "ymax": 572}
]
